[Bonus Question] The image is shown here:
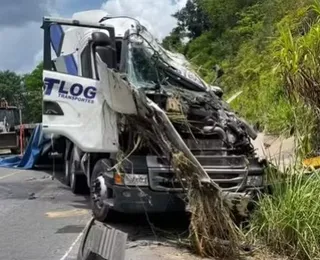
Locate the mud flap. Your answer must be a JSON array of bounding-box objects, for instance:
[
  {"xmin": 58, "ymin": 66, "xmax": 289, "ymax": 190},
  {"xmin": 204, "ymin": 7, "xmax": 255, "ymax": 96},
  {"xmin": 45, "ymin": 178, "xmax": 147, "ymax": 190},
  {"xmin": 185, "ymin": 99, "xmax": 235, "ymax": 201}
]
[{"xmin": 77, "ymin": 218, "xmax": 128, "ymax": 260}]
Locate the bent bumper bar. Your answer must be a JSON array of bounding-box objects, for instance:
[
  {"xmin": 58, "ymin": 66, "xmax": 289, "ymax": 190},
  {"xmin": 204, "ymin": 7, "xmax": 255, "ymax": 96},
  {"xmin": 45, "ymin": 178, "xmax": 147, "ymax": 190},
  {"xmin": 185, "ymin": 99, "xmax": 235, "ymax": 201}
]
[{"xmin": 107, "ymin": 185, "xmax": 261, "ymax": 216}]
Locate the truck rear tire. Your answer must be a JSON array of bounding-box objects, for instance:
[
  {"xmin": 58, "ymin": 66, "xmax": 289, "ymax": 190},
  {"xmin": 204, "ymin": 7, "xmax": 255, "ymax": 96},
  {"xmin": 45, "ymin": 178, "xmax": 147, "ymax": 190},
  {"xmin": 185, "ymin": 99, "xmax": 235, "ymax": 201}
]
[
  {"xmin": 70, "ymin": 167, "xmax": 87, "ymax": 194},
  {"xmin": 68, "ymin": 149, "xmax": 88, "ymax": 194},
  {"xmin": 90, "ymin": 159, "xmax": 117, "ymax": 222}
]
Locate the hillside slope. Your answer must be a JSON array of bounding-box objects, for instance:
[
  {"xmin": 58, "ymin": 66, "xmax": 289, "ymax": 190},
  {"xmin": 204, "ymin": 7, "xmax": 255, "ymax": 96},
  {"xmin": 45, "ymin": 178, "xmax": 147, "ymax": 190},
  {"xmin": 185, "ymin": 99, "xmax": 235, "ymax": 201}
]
[{"xmin": 163, "ymin": 0, "xmax": 317, "ymax": 142}]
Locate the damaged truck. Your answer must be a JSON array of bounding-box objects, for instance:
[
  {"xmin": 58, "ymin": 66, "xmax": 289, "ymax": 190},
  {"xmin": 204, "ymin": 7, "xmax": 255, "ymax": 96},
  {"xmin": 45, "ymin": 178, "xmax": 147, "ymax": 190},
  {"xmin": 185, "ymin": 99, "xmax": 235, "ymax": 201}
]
[{"xmin": 41, "ymin": 10, "xmax": 267, "ymax": 221}]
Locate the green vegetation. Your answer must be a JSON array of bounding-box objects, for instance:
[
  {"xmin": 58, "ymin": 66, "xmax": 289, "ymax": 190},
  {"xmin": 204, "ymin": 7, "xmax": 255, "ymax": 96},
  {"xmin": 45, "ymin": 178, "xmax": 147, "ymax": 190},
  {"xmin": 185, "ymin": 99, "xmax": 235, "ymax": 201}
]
[
  {"xmin": 247, "ymin": 3, "xmax": 320, "ymax": 259},
  {"xmin": 248, "ymin": 169, "xmax": 320, "ymax": 259},
  {"xmin": 164, "ymin": 1, "xmax": 320, "ymax": 259},
  {"xmin": 163, "ymin": 0, "xmax": 318, "ymax": 138},
  {"xmin": 0, "ymin": 63, "xmax": 43, "ymax": 124},
  {"xmin": 23, "ymin": 63, "xmax": 43, "ymax": 123}
]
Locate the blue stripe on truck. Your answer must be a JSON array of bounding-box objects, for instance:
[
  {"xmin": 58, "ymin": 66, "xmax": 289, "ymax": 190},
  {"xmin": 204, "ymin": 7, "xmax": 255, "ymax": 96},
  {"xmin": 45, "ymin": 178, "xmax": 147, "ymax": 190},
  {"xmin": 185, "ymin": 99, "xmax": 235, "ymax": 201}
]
[
  {"xmin": 50, "ymin": 24, "xmax": 78, "ymax": 76},
  {"xmin": 50, "ymin": 24, "xmax": 63, "ymax": 57},
  {"xmin": 64, "ymin": 54, "xmax": 78, "ymax": 76}
]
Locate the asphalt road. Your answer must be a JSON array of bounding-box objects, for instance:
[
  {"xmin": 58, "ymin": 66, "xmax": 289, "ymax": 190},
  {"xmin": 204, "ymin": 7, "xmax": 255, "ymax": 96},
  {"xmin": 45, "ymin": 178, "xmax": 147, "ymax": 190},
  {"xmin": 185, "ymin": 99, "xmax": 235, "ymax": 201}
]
[
  {"xmin": 0, "ymin": 166, "xmax": 92, "ymax": 260},
  {"xmin": 0, "ymin": 165, "xmax": 206, "ymax": 260}
]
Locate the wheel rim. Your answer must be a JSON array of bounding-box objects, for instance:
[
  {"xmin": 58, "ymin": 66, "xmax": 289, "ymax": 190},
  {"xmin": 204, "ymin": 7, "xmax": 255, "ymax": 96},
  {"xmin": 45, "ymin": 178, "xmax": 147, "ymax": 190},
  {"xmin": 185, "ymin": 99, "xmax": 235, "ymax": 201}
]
[{"xmin": 91, "ymin": 174, "xmax": 105, "ymax": 209}]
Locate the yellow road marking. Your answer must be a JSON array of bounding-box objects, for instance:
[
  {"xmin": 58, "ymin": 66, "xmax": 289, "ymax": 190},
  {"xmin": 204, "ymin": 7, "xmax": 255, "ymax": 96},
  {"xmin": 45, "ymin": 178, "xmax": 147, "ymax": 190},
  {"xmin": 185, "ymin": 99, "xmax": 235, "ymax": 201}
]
[
  {"xmin": 45, "ymin": 209, "xmax": 89, "ymax": 218},
  {"xmin": 0, "ymin": 171, "xmax": 21, "ymax": 180}
]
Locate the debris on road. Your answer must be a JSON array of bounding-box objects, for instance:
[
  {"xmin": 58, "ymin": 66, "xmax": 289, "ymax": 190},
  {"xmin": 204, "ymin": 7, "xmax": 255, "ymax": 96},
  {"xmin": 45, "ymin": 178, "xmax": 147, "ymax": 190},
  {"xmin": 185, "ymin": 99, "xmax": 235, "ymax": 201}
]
[
  {"xmin": 28, "ymin": 192, "xmax": 36, "ymax": 200},
  {"xmin": 77, "ymin": 218, "xmax": 127, "ymax": 260},
  {"xmin": 26, "ymin": 177, "xmax": 36, "ymax": 182}
]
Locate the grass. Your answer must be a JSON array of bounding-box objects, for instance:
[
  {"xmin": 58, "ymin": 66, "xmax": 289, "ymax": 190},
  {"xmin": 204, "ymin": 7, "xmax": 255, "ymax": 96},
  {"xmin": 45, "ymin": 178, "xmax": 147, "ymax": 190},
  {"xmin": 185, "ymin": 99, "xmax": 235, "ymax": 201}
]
[
  {"xmin": 246, "ymin": 5, "xmax": 320, "ymax": 258},
  {"xmin": 162, "ymin": 2, "xmax": 320, "ymax": 258},
  {"xmin": 247, "ymin": 163, "xmax": 320, "ymax": 259}
]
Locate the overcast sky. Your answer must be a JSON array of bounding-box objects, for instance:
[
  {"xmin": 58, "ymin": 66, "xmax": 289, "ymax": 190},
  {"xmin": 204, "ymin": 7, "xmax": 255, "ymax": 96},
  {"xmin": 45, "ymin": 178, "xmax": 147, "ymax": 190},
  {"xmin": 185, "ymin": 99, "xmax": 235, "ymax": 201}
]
[{"xmin": 0, "ymin": 0, "xmax": 186, "ymax": 74}]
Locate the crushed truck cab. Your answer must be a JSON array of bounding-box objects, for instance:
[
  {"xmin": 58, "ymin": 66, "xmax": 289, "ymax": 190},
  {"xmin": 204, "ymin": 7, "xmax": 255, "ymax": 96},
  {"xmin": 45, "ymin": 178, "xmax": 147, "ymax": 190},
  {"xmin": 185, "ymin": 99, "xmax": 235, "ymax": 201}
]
[{"xmin": 41, "ymin": 10, "xmax": 267, "ymax": 221}]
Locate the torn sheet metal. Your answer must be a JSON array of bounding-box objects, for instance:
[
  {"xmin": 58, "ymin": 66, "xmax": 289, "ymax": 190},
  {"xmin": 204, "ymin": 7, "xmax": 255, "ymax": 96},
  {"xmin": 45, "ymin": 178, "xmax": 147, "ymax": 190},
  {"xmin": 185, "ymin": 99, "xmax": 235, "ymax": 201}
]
[{"xmin": 96, "ymin": 54, "xmax": 137, "ymax": 115}]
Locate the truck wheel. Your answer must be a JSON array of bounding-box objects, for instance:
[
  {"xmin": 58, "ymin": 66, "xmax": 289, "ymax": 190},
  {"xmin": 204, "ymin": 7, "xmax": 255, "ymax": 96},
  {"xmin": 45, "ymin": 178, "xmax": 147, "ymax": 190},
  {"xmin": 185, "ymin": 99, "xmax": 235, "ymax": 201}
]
[
  {"xmin": 69, "ymin": 150, "xmax": 88, "ymax": 194},
  {"xmin": 70, "ymin": 160, "xmax": 88, "ymax": 194},
  {"xmin": 91, "ymin": 159, "xmax": 117, "ymax": 222}
]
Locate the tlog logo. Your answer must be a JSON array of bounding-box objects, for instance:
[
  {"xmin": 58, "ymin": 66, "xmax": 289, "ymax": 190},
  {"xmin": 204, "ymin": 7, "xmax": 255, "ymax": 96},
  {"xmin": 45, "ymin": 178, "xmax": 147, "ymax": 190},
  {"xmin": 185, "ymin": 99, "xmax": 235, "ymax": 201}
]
[{"xmin": 43, "ymin": 77, "xmax": 97, "ymax": 104}]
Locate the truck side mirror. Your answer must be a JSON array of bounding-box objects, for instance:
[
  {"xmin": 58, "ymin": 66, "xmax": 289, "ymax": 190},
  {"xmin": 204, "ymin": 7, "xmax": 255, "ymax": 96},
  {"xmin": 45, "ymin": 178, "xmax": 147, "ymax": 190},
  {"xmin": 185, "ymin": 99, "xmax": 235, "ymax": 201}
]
[
  {"xmin": 91, "ymin": 32, "xmax": 112, "ymax": 46},
  {"xmin": 91, "ymin": 32, "xmax": 116, "ymax": 70}
]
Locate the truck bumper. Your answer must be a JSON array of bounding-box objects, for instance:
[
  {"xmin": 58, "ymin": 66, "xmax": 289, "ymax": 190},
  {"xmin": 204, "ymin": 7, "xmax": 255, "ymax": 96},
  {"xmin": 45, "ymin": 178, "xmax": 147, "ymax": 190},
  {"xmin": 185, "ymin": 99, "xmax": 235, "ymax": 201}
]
[
  {"xmin": 109, "ymin": 186, "xmax": 186, "ymax": 213},
  {"xmin": 108, "ymin": 185, "xmax": 261, "ymax": 216}
]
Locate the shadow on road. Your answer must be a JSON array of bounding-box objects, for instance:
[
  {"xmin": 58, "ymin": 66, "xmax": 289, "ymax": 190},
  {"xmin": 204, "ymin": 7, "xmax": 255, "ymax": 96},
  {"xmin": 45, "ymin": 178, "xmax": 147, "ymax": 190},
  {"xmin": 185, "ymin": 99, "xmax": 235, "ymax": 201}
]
[
  {"xmin": 69, "ymin": 197, "xmax": 91, "ymax": 209},
  {"xmin": 104, "ymin": 212, "xmax": 191, "ymax": 249},
  {"xmin": 56, "ymin": 224, "xmax": 88, "ymax": 234}
]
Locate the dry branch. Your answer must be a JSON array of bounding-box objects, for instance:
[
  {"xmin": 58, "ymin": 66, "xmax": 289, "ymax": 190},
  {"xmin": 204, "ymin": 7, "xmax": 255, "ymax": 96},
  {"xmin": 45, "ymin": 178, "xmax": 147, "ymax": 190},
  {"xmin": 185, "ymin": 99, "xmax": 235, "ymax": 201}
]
[{"xmin": 126, "ymin": 90, "xmax": 242, "ymax": 258}]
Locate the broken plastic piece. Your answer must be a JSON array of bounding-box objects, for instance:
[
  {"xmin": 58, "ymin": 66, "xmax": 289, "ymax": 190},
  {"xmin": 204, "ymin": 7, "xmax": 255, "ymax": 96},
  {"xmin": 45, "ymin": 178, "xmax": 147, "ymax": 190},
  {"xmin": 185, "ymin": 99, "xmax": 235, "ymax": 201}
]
[{"xmin": 77, "ymin": 218, "xmax": 128, "ymax": 260}]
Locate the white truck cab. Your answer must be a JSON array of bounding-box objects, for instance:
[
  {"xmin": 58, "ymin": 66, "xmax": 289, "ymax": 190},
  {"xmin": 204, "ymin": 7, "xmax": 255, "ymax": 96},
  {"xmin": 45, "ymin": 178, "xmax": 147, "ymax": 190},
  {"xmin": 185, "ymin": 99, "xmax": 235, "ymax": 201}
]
[{"xmin": 41, "ymin": 11, "xmax": 266, "ymax": 222}]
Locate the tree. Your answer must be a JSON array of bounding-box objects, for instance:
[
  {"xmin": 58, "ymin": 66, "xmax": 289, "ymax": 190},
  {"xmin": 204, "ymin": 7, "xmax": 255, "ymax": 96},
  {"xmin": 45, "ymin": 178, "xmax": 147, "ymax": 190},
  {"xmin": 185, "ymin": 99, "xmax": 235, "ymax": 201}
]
[
  {"xmin": 0, "ymin": 70, "xmax": 24, "ymax": 107},
  {"xmin": 162, "ymin": 27, "xmax": 185, "ymax": 51},
  {"xmin": 23, "ymin": 62, "xmax": 43, "ymax": 123},
  {"xmin": 173, "ymin": 0, "xmax": 212, "ymax": 39}
]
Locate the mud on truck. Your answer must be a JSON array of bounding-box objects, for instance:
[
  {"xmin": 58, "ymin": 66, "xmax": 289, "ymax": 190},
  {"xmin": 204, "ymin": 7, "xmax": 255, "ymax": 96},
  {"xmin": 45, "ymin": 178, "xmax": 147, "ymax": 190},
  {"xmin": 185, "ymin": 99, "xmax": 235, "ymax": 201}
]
[{"xmin": 41, "ymin": 10, "xmax": 267, "ymax": 222}]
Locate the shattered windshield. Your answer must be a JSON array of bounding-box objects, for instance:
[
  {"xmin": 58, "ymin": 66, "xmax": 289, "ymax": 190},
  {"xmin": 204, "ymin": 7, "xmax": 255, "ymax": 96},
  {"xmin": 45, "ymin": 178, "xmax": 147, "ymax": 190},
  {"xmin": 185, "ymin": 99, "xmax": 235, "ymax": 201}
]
[
  {"xmin": 126, "ymin": 29, "xmax": 208, "ymax": 91},
  {"xmin": 127, "ymin": 44, "xmax": 165, "ymax": 89}
]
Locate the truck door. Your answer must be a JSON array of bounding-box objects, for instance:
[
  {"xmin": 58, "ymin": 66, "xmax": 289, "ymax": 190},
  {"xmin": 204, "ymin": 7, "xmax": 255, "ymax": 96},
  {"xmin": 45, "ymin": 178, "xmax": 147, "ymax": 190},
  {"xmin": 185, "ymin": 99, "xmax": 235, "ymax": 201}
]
[{"xmin": 41, "ymin": 21, "xmax": 119, "ymax": 153}]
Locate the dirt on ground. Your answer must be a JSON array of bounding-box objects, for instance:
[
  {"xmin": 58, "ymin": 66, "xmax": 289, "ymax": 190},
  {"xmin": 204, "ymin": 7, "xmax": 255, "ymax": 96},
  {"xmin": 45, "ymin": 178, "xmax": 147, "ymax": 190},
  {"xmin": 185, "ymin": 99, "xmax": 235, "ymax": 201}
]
[{"xmin": 253, "ymin": 133, "xmax": 296, "ymax": 170}]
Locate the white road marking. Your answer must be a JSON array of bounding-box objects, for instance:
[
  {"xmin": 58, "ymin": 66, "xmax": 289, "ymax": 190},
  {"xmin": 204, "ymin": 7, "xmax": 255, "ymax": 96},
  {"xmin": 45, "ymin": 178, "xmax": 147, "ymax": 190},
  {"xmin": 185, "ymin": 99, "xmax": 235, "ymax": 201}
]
[
  {"xmin": 59, "ymin": 230, "xmax": 84, "ymax": 260},
  {"xmin": 0, "ymin": 170, "xmax": 21, "ymax": 180}
]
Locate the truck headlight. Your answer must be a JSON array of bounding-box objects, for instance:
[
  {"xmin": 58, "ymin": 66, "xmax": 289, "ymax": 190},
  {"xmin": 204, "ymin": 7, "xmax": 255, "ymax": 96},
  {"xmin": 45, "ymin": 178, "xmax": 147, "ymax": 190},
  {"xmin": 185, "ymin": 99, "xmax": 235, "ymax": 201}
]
[
  {"xmin": 246, "ymin": 176, "xmax": 263, "ymax": 187},
  {"xmin": 114, "ymin": 173, "xmax": 149, "ymax": 187}
]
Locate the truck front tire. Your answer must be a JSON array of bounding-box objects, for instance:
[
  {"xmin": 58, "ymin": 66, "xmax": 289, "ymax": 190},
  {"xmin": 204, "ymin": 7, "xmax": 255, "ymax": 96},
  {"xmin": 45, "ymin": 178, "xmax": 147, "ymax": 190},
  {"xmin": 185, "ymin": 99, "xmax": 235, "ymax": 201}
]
[{"xmin": 91, "ymin": 159, "xmax": 117, "ymax": 222}]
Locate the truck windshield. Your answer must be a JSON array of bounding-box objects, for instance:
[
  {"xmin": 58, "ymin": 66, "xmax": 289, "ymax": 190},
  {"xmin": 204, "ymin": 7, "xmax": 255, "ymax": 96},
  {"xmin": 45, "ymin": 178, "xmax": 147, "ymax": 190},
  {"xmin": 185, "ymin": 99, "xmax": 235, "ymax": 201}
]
[
  {"xmin": 126, "ymin": 30, "xmax": 207, "ymax": 91},
  {"xmin": 127, "ymin": 45, "xmax": 163, "ymax": 89}
]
